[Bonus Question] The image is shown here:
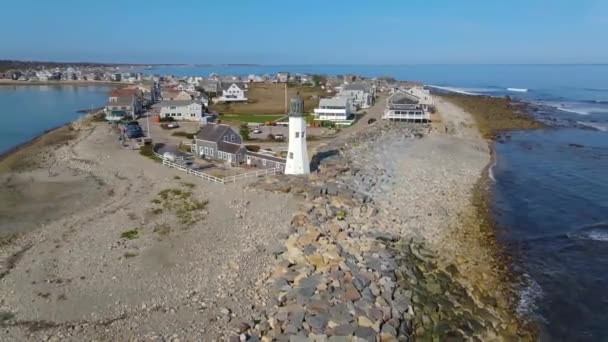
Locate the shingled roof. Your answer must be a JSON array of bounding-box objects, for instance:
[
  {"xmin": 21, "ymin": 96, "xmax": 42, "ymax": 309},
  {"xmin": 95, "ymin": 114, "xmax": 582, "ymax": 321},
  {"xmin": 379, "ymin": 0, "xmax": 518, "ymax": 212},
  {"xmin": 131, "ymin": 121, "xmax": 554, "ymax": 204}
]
[{"xmin": 195, "ymin": 123, "xmax": 231, "ymax": 142}]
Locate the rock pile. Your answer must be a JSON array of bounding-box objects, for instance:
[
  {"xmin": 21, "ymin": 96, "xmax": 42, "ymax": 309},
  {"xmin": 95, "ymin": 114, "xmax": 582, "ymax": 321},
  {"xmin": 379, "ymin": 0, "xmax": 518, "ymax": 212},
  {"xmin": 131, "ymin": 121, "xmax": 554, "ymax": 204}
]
[{"xmin": 238, "ymin": 123, "xmax": 523, "ymax": 341}]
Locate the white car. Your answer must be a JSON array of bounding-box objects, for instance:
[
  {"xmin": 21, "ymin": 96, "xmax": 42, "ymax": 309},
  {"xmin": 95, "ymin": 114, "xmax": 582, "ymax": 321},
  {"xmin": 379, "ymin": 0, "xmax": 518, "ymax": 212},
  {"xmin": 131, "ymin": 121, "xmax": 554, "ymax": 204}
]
[
  {"xmin": 167, "ymin": 123, "xmax": 179, "ymax": 129},
  {"xmin": 252, "ymin": 128, "xmax": 262, "ymax": 134},
  {"xmin": 274, "ymin": 134, "xmax": 285, "ymax": 140}
]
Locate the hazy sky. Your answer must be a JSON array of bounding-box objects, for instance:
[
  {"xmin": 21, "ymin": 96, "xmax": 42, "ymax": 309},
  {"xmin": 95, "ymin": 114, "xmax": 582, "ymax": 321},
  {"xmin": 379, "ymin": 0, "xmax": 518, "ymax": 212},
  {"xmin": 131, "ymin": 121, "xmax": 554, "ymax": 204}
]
[{"xmin": 2, "ymin": 0, "xmax": 607, "ymax": 64}]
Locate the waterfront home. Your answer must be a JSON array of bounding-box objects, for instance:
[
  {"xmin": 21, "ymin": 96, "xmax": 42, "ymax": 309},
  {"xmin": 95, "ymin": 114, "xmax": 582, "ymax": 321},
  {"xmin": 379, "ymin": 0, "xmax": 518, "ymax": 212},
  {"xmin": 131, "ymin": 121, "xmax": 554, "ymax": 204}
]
[
  {"xmin": 109, "ymin": 88, "xmax": 144, "ymax": 114},
  {"xmin": 192, "ymin": 123, "xmax": 246, "ymax": 164},
  {"xmin": 245, "ymin": 151, "xmax": 286, "ymax": 170},
  {"xmin": 339, "ymin": 82, "xmax": 375, "ymax": 109},
  {"xmin": 219, "ymin": 83, "xmax": 247, "ymax": 102},
  {"xmin": 404, "ymin": 86, "xmax": 434, "ymax": 111},
  {"xmin": 382, "ymin": 90, "xmax": 429, "ymax": 122},
  {"xmin": 157, "ymin": 100, "xmax": 203, "ymax": 121},
  {"xmin": 314, "ymin": 97, "xmax": 352, "ymax": 122},
  {"xmin": 161, "ymin": 90, "xmax": 192, "ymax": 101},
  {"xmin": 105, "ymin": 96, "xmax": 137, "ymax": 121}
]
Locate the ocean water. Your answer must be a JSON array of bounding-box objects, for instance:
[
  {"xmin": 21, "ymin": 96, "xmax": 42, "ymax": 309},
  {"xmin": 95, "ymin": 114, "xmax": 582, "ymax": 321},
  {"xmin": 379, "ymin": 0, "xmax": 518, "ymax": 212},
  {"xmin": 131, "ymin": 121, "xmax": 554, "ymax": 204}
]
[{"xmin": 0, "ymin": 85, "xmax": 111, "ymax": 154}]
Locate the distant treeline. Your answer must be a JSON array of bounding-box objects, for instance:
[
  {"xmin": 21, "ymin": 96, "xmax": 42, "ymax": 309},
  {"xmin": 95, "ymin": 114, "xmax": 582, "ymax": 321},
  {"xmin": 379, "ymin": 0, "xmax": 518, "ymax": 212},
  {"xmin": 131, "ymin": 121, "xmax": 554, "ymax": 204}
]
[{"xmin": 0, "ymin": 60, "xmax": 177, "ymax": 73}]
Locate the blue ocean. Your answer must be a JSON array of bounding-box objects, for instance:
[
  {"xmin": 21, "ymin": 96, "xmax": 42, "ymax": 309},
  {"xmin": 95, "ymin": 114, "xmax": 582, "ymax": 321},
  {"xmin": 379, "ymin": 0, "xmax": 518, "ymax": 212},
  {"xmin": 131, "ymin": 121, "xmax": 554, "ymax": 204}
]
[{"xmin": 3, "ymin": 65, "xmax": 608, "ymax": 339}]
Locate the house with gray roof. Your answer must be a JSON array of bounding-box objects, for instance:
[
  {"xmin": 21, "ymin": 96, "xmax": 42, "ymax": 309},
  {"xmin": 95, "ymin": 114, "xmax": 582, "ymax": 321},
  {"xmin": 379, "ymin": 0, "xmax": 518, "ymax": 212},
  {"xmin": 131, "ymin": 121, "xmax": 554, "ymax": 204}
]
[
  {"xmin": 313, "ymin": 97, "xmax": 352, "ymax": 121},
  {"xmin": 192, "ymin": 123, "xmax": 246, "ymax": 164},
  {"xmin": 339, "ymin": 82, "xmax": 375, "ymax": 109},
  {"xmin": 382, "ymin": 90, "xmax": 429, "ymax": 122},
  {"xmin": 155, "ymin": 100, "xmax": 203, "ymax": 121}
]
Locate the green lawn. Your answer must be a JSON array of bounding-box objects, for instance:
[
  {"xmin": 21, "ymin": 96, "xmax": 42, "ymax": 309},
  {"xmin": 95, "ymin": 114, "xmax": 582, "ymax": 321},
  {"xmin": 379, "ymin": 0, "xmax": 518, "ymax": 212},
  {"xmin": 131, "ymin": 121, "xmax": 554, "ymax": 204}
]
[{"xmin": 221, "ymin": 114, "xmax": 285, "ymax": 123}]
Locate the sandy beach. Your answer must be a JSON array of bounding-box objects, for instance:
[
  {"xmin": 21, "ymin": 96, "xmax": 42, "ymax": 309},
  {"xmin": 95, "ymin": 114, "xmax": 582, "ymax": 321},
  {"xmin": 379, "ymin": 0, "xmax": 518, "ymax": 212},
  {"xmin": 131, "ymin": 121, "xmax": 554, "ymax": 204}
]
[{"xmin": 0, "ymin": 96, "xmax": 531, "ymax": 340}]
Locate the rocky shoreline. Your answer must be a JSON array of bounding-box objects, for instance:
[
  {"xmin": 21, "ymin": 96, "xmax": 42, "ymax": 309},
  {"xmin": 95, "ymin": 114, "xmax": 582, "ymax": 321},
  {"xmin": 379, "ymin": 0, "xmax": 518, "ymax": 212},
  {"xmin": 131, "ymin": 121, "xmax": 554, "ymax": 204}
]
[{"xmin": 239, "ymin": 117, "xmax": 533, "ymax": 341}]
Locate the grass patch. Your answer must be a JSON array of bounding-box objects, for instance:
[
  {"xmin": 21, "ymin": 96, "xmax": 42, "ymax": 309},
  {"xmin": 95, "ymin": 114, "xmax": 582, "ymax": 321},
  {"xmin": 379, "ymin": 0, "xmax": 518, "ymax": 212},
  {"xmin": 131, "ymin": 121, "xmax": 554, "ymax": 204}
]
[
  {"xmin": 151, "ymin": 208, "xmax": 163, "ymax": 215},
  {"xmin": 221, "ymin": 114, "xmax": 284, "ymax": 124},
  {"xmin": 120, "ymin": 229, "xmax": 139, "ymax": 240},
  {"xmin": 442, "ymin": 94, "xmax": 544, "ymax": 139},
  {"xmin": 152, "ymin": 188, "xmax": 209, "ymax": 225},
  {"xmin": 173, "ymin": 175, "xmax": 181, "ymax": 180},
  {"xmin": 210, "ymin": 83, "xmax": 328, "ymax": 115},
  {"xmin": 139, "ymin": 144, "xmax": 162, "ymax": 162},
  {"xmin": 0, "ymin": 311, "xmax": 15, "ymax": 322},
  {"xmin": 171, "ymin": 131, "xmax": 195, "ymax": 139},
  {"xmin": 153, "ymin": 223, "xmax": 172, "ymax": 237}
]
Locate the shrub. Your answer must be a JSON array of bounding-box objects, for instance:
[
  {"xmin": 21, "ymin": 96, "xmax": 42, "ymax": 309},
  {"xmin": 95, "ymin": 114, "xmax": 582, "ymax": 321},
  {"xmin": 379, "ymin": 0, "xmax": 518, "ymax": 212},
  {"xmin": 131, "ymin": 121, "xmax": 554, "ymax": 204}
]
[
  {"xmin": 245, "ymin": 145, "xmax": 261, "ymax": 152},
  {"xmin": 120, "ymin": 229, "xmax": 139, "ymax": 240},
  {"xmin": 171, "ymin": 131, "xmax": 195, "ymax": 139}
]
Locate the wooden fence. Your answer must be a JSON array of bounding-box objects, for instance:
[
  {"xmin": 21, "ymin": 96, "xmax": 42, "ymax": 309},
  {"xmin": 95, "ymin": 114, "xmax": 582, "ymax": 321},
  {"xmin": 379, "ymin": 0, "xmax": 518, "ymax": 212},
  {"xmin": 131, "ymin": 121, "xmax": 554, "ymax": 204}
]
[{"xmin": 161, "ymin": 159, "xmax": 280, "ymax": 184}]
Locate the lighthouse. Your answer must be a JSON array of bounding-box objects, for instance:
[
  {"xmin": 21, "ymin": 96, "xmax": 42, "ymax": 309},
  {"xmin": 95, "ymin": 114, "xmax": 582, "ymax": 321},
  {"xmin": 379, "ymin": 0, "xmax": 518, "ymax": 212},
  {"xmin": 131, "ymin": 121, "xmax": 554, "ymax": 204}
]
[{"xmin": 284, "ymin": 95, "xmax": 310, "ymax": 175}]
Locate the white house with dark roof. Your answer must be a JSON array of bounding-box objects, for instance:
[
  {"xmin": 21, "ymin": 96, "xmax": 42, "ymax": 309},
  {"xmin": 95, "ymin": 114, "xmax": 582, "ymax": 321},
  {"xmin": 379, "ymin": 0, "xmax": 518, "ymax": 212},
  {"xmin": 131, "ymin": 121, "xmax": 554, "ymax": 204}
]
[
  {"xmin": 219, "ymin": 83, "xmax": 247, "ymax": 102},
  {"xmin": 314, "ymin": 97, "xmax": 352, "ymax": 121},
  {"xmin": 383, "ymin": 90, "xmax": 430, "ymax": 122},
  {"xmin": 156, "ymin": 100, "xmax": 203, "ymax": 121}
]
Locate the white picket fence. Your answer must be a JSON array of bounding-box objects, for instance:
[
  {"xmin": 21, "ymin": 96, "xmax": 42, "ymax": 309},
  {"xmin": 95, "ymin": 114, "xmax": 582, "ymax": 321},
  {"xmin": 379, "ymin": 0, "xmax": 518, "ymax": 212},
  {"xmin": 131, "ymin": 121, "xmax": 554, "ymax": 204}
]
[{"xmin": 161, "ymin": 159, "xmax": 280, "ymax": 184}]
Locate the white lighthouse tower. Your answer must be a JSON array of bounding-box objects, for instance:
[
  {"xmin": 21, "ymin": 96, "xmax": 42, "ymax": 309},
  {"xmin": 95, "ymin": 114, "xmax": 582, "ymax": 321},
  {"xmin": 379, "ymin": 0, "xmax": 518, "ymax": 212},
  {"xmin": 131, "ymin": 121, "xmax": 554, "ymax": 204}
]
[{"xmin": 284, "ymin": 95, "xmax": 310, "ymax": 175}]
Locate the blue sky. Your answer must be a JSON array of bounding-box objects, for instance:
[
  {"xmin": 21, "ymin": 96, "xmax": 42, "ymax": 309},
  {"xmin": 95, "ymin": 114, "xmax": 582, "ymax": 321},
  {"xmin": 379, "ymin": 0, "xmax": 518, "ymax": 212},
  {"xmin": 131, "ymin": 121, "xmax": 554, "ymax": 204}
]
[{"xmin": 2, "ymin": 0, "xmax": 607, "ymax": 64}]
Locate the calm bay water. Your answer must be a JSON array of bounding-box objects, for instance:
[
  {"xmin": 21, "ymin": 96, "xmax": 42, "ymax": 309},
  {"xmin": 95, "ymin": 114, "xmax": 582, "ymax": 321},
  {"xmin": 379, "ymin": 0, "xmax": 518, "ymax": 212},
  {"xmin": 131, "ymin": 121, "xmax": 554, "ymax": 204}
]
[
  {"xmin": 0, "ymin": 85, "xmax": 111, "ymax": 154},
  {"xmin": 3, "ymin": 65, "xmax": 608, "ymax": 339}
]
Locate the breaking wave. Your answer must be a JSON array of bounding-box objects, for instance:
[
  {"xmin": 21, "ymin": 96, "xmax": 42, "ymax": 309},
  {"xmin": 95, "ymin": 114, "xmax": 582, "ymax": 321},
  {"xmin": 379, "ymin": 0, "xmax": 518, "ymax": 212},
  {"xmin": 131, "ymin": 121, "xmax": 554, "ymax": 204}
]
[
  {"xmin": 577, "ymin": 121, "xmax": 608, "ymax": 131},
  {"xmin": 568, "ymin": 222, "xmax": 608, "ymax": 242},
  {"xmin": 507, "ymin": 88, "xmax": 528, "ymax": 93},
  {"xmin": 516, "ymin": 273, "xmax": 544, "ymax": 318}
]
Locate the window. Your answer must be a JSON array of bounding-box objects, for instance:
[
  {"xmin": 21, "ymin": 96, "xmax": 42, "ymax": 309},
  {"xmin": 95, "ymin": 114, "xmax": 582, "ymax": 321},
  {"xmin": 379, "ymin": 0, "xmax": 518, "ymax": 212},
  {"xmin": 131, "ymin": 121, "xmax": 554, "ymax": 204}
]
[
  {"xmin": 230, "ymin": 134, "xmax": 235, "ymax": 142},
  {"xmin": 204, "ymin": 147, "xmax": 209, "ymax": 155},
  {"xmin": 289, "ymin": 152, "xmax": 294, "ymax": 159},
  {"xmin": 295, "ymin": 132, "xmax": 299, "ymax": 138},
  {"xmin": 262, "ymin": 159, "xmax": 267, "ymax": 166},
  {"xmin": 191, "ymin": 113, "xmax": 195, "ymax": 117},
  {"xmin": 302, "ymin": 131, "xmax": 305, "ymax": 139},
  {"xmin": 223, "ymin": 136, "xmax": 228, "ymax": 141},
  {"xmin": 210, "ymin": 148, "xmax": 214, "ymax": 156}
]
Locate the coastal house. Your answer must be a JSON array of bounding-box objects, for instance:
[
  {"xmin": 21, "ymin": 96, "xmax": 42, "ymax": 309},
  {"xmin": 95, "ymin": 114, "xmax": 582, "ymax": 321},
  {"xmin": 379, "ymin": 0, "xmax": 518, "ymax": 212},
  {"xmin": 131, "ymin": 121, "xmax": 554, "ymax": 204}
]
[
  {"xmin": 382, "ymin": 90, "xmax": 429, "ymax": 122},
  {"xmin": 245, "ymin": 151, "xmax": 286, "ymax": 170},
  {"xmin": 339, "ymin": 82, "xmax": 375, "ymax": 109},
  {"xmin": 109, "ymin": 88, "xmax": 144, "ymax": 114},
  {"xmin": 404, "ymin": 86, "xmax": 434, "ymax": 111},
  {"xmin": 192, "ymin": 123, "xmax": 247, "ymax": 164},
  {"xmin": 219, "ymin": 83, "xmax": 247, "ymax": 102},
  {"xmin": 161, "ymin": 90, "xmax": 192, "ymax": 101},
  {"xmin": 314, "ymin": 97, "xmax": 352, "ymax": 122},
  {"xmin": 156, "ymin": 100, "xmax": 203, "ymax": 121},
  {"xmin": 105, "ymin": 96, "xmax": 137, "ymax": 121}
]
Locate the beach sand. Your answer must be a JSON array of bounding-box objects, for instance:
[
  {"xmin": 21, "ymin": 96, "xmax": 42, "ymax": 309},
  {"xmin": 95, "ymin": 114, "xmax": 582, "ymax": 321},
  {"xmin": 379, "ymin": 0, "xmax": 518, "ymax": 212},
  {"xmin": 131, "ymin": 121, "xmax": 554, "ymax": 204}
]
[{"xmin": 0, "ymin": 95, "xmax": 531, "ymax": 340}]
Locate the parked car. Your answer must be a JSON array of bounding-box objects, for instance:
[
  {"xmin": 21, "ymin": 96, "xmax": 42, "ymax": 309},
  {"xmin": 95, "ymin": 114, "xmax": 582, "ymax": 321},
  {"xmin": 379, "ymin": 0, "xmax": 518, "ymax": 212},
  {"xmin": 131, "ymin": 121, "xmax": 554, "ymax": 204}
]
[
  {"xmin": 125, "ymin": 123, "xmax": 143, "ymax": 139},
  {"xmin": 252, "ymin": 128, "xmax": 262, "ymax": 134},
  {"xmin": 167, "ymin": 123, "xmax": 179, "ymax": 129},
  {"xmin": 368, "ymin": 118, "xmax": 377, "ymax": 125},
  {"xmin": 274, "ymin": 134, "xmax": 285, "ymax": 140}
]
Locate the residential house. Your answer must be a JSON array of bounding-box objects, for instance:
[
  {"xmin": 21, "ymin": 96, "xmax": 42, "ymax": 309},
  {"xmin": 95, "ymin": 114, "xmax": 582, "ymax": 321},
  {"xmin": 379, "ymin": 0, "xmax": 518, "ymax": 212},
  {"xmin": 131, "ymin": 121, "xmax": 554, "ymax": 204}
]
[
  {"xmin": 404, "ymin": 86, "xmax": 434, "ymax": 111},
  {"xmin": 109, "ymin": 88, "xmax": 144, "ymax": 114},
  {"xmin": 105, "ymin": 96, "xmax": 137, "ymax": 121},
  {"xmin": 382, "ymin": 90, "xmax": 429, "ymax": 122},
  {"xmin": 175, "ymin": 83, "xmax": 196, "ymax": 92},
  {"xmin": 314, "ymin": 97, "xmax": 352, "ymax": 121},
  {"xmin": 198, "ymin": 79, "xmax": 221, "ymax": 94},
  {"xmin": 339, "ymin": 82, "xmax": 375, "ymax": 109},
  {"xmin": 157, "ymin": 100, "xmax": 203, "ymax": 121},
  {"xmin": 161, "ymin": 90, "xmax": 192, "ymax": 101},
  {"xmin": 277, "ymin": 72, "xmax": 289, "ymax": 83},
  {"xmin": 192, "ymin": 124, "xmax": 247, "ymax": 164},
  {"xmin": 219, "ymin": 83, "xmax": 247, "ymax": 102}
]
